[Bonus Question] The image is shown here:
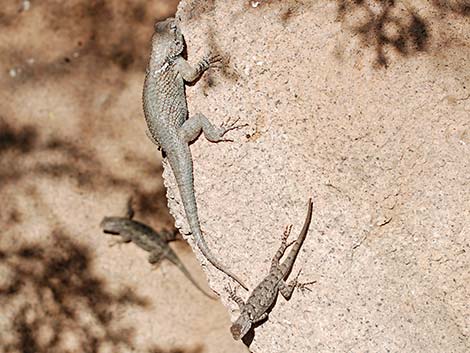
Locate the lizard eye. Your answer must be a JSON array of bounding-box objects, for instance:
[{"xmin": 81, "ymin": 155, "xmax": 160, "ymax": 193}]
[{"xmin": 170, "ymin": 23, "xmax": 177, "ymax": 32}]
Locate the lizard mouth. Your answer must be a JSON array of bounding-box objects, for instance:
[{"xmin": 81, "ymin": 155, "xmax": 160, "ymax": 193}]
[
  {"xmin": 99, "ymin": 217, "xmax": 121, "ymax": 235},
  {"xmin": 102, "ymin": 229, "xmax": 120, "ymax": 235}
]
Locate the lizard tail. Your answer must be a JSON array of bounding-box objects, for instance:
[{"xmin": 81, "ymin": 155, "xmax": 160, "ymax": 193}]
[
  {"xmin": 168, "ymin": 150, "xmax": 249, "ymax": 290},
  {"xmin": 280, "ymin": 198, "xmax": 313, "ymax": 274},
  {"xmin": 166, "ymin": 251, "xmax": 218, "ymax": 299},
  {"xmin": 193, "ymin": 233, "xmax": 248, "ymax": 290}
]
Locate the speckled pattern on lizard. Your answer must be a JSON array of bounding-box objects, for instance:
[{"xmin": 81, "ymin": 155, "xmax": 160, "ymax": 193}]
[
  {"xmin": 100, "ymin": 200, "xmax": 216, "ymax": 299},
  {"xmin": 227, "ymin": 198, "xmax": 315, "ymax": 340}
]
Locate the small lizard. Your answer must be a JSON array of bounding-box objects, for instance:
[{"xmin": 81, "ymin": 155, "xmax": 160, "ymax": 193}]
[
  {"xmin": 142, "ymin": 17, "xmax": 247, "ymax": 289},
  {"xmin": 227, "ymin": 198, "xmax": 314, "ymax": 340},
  {"xmin": 100, "ymin": 203, "xmax": 216, "ymax": 299}
]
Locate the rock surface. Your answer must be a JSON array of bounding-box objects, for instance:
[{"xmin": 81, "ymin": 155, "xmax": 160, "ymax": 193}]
[{"xmin": 165, "ymin": 1, "xmax": 470, "ymax": 351}]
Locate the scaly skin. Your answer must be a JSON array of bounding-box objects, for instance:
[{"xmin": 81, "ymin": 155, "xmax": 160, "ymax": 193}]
[
  {"xmin": 228, "ymin": 199, "xmax": 314, "ymax": 340},
  {"xmin": 100, "ymin": 215, "xmax": 217, "ymax": 299},
  {"xmin": 142, "ymin": 18, "xmax": 247, "ymax": 289}
]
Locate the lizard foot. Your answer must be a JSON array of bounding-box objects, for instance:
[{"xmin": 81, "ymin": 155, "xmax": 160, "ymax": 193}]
[
  {"xmin": 203, "ymin": 54, "xmax": 222, "ymax": 68},
  {"xmin": 297, "ymin": 280, "xmax": 317, "ymax": 293},
  {"xmin": 226, "ymin": 283, "xmax": 245, "ymax": 308},
  {"xmin": 219, "ymin": 117, "xmax": 248, "ymax": 141},
  {"xmin": 108, "ymin": 239, "xmax": 126, "ymax": 248}
]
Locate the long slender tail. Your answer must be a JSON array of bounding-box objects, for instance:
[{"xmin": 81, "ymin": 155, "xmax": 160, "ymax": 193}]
[
  {"xmin": 165, "ymin": 250, "xmax": 218, "ymax": 299},
  {"xmin": 280, "ymin": 198, "xmax": 313, "ymax": 273},
  {"xmin": 168, "ymin": 149, "xmax": 248, "ymax": 290}
]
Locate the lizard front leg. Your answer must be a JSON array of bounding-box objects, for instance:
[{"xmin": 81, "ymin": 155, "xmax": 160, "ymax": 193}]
[
  {"xmin": 148, "ymin": 251, "xmax": 164, "ymax": 267},
  {"xmin": 253, "ymin": 312, "xmax": 269, "ymax": 324},
  {"xmin": 279, "ymin": 269, "xmax": 301, "ymax": 300},
  {"xmin": 227, "ymin": 285, "xmax": 246, "ymax": 310},
  {"xmin": 108, "ymin": 237, "xmax": 131, "ymax": 248},
  {"xmin": 159, "ymin": 229, "xmax": 179, "ymax": 243},
  {"xmin": 174, "ymin": 55, "xmax": 221, "ymax": 82}
]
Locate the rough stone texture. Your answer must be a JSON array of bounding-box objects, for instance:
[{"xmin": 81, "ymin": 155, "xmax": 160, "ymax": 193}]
[{"xmin": 164, "ymin": 1, "xmax": 470, "ymax": 352}]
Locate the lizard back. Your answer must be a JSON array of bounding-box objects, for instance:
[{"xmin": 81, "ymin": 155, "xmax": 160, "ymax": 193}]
[{"xmin": 143, "ymin": 18, "xmax": 188, "ymax": 148}]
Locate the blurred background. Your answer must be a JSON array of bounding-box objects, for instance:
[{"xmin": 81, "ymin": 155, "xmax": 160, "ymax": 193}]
[{"xmin": 0, "ymin": 1, "xmax": 246, "ymax": 352}]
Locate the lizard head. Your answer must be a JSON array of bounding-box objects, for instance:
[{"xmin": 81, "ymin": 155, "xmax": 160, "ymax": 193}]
[
  {"xmin": 152, "ymin": 17, "xmax": 184, "ymax": 64},
  {"xmin": 230, "ymin": 313, "xmax": 252, "ymax": 340},
  {"xmin": 100, "ymin": 216, "xmax": 127, "ymax": 235}
]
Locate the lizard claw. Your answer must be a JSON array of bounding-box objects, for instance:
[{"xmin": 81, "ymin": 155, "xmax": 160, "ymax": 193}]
[
  {"xmin": 219, "ymin": 117, "xmax": 248, "ymax": 138},
  {"xmin": 202, "ymin": 54, "xmax": 223, "ymax": 70},
  {"xmin": 293, "ymin": 269, "xmax": 316, "ymax": 293},
  {"xmin": 206, "ymin": 54, "xmax": 222, "ymax": 65},
  {"xmin": 297, "ymin": 280, "xmax": 317, "ymax": 293}
]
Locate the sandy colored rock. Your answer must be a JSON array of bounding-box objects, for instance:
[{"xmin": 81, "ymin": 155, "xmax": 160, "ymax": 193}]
[{"xmin": 161, "ymin": 1, "xmax": 470, "ymax": 351}]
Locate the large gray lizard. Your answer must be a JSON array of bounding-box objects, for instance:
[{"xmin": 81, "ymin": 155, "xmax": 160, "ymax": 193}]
[
  {"xmin": 227, "ymin": 198, "xmax": 314, "ymax": 340},
  {"xmin": 142, "ymin": 17, "xmax": 247, "ymax": 289},
  {"xmin": 100, "ymin": 203, "xmax": 216, "ymax": 299}
]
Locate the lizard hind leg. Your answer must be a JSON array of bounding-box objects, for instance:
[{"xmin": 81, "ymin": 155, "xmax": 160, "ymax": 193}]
[
  {"xmin": 270, "ymin": 224, "xmax": 293, "ymax": 271},
  {"xmin": 108, "ymin": 237, "xmax": 130, "ymax": 248},
  {"xmin": 179, "ymin": 113, "xmax": 246, "ymax": 144},
  {"xmin": 160, "ymin": 228, "xmax": 179, "ymax": 243},
  {"xmin": 279, "ymin": 269, "xmax": 316, "ymax": 299},
  {"xmin": 278, "ymin": 268, "xmax": 302, "ymax": 300},
  {"xmin": 297, "ymin": 280, "xmax": 317, "ymax": 293}
]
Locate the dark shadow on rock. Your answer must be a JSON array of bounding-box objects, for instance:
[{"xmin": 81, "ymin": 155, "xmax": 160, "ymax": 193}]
[
  {"xmin": 0, "ymin": 118, "xmax": 131, "ymax": 189},
  {"xmin": 0, "ymin": 119, "xmax": 38, "ymax": 154},
  {"xmin": 180, "ymin": 0, "xmax": 216, "ymax": 20},
  {"xmin": 432, "ymin": 0, "xmax": 470, "ymax": 16},
  {"xmin": 146, "ymin": 345, "xmax": 205, "ymax": 353},
  {"xmin": 0, "ymin": 229, "xmax": 150, "ymax": 353},
  {"xmin": 0, "ymin": 118, "xmax": 175, "ymax": 229},
  {"xmin": 241, "ymin": 0, "xmax": 466, "ymax": 68},
  {"xmin": 198, "ymin": 26, "xmax": 241, "ymax": 94},
  {"xmin": 240, "ymin": 0, "xmax": 428, "ymax": 66},
  {"xmin": 133, "ymin": 187, "xmax": 172, "ymax": 221},
  {"xmin": 336, "ymin": 0, "xmax": 429, "ymax": 67},
  {"xmin": 0, "ymin": 0, "xmax": 180, "ymax": 140},
  {"xmin": 0, "ymin": 0, "xmax": 180, "ymax": 78},
  {"xmin": 243, "ymin": 0, "xmax": 309, "ymax": 24}
]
